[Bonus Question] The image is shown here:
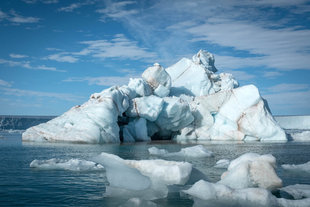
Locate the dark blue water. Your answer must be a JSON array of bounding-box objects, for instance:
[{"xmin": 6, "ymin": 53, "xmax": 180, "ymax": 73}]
[{"xmin": 0, "ymin": 131, "xmax": 310, "ymax": 206}]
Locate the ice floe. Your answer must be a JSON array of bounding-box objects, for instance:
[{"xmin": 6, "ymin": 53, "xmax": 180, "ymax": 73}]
[
  {"xmin": 218, "ymin": 153, "xmax": 282, "ymax": 191},
  {"xmin": 281, "ymin": 184, "xmax": 310, "ymax": 199},
  {"xmin": 282, "ymin": 161, "xmax": 310, "ymax": 173},
  {"xmin": 30, "ymin": 158, "xmax": 104, "ymax": 171},
  {"xmin": 148, "ymin": 145, "xmax": 213, "ymax": 158},
  {"xmin": 182, "ymin": 180, "xmax": 310, "ymax": 207},
  {"xmin": 214, "ymin": 159, "xmax": 230, "ymax": 169},
  {"xmin": 92, "ymin": 152, "xmax": 192, "ymax": 200}
]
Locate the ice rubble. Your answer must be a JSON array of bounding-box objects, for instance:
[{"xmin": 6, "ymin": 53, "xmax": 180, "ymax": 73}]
[
  {"xmin": 282, "ymin": 161, "xmax": 310, "ymax": 173},
  {"xmin": 182, "ymin": 180, "xmax": 310, "ymax": 207},
  {"xmin": 182, "ymin": 153, "xmax": 309, "ymax": 207},
  {"xmin": 281, "ymin": 184, "xmax": 310, "ymax": 199},
  {"xmin": 22, "ymin": 50, "xmax": 287, "ymax": 143},
  {"xmin": 30, "ymin": 158, "xmax": 104, "ymax": 171},
  {"xmin": 148, "ymin": 145, "xmax": 213, "ymax": 158},
  {"xmin": 92, "ymin": 152, "xmax": 192, "ymax": 200}
]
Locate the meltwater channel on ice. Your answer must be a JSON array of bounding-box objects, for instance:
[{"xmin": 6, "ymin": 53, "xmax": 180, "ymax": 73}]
[{"xmin": 1, "ymin": 50, "xmax": 310, "ymax": 207}]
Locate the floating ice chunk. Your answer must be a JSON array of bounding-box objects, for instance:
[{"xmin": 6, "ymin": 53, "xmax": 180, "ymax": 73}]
[
  {"xmin": 126, "ymin": 95, "xmax": 164, "ymax": 122},
  {"xmin": 30, "ymin": 158, "xmax": 104, "ymax": 171},
  {"xmin": 290, "ymin": 131, "xmax": 310, "ymax": 142},
  {"xmin": 148, "ymin": 146, "xmax": 168, "ymax": 155},
  {"xmin": 214, "ymin": 159, "xmax": 230, "ymax": 169},
  {"xmin": 183, "ymin": 180, "xmax": 310, "ymax": 207},
  {"xmin": 281, "ymin": 184, "xmax": 310, "ymax": 199},
  {"xmin": 219, "ymin": 153, "xmax": 282, "ymax": 191},
  {"xmin": 282, "ymin": 161, "xmax": 310, "ymax": 173},
  {"xmin": 119, "ymin": 198, "xmax": 158, "ymax": 207},
  {"xmin": 93, "ymin": 152, "xmax": 192, "ymax": 200},
  {"xmin": 142, "ymin": 63, "xmax": 171, "ymax": 98},
  {"xmin": 123, "ymin": 118, "xmax": 150, "ymax": 142},
  {"xmin": 127, "ymin": 78, "xmax": 152, "ymax": 98},
  {"xmin": 126, "ymin": 159, "xmax": 192, "ymax": 185},
  {"xmin": 156, "ymin": 97, "xmax": 194, "ymax": 132},
  {"xmin": 93, "ymin": 152, "xmax": 151, "ymax": 191},
  {"xmin": 148, "ymin": 145, "xmax": 213, "ymax": 158}
]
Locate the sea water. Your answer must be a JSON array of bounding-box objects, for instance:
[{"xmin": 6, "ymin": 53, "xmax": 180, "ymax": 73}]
[{"xmin": 0, "ymin": 130, "xmax": 310, "ymax": 207}]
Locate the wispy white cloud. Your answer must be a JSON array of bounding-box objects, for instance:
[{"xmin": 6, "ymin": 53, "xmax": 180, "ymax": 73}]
[
  {"xmin": 263, "ymin": 71, "xmax": 283, "ymax": 78},
  {"xmin": 225, "ymin": 70, "xmax": 255, "ymax": 81},
  {"xmin": 58, "ymin": 1, "xmax": 95, "ymax": 12},
  {"xmin": 9, "ymin": 53, "xmax": 28, "ymax": 59},
  {"xmin": 267, "ymin": 83, "xmax": 309, "ymax": 93},
  {"xmin": 45, "ymin": 53, "xmax": 78, "ymax": 63},
  {"xmin": 0, "ymin": 58, "xmax": 65, "ymax": 72},
  {"xmin": 22, "ymin": 0, "xmax": 58, "ymax": 4},
  {"xmin": 8, "ymin": 10, "xmax": 40, "ymax": 23},
  {"xmin": 0, "ymin": 87, "xmax": 82, "ymax": 102},
  {"xmin": 97, "ymin": 1, "xmax": 138, "ymax": 20},
  {"xmin": 0, "ymin": 79, "xmax": 12, "ymax": 87},
  {"xmin": 79, "ymin": 34, "xmax": 156, "ymax": 60}
]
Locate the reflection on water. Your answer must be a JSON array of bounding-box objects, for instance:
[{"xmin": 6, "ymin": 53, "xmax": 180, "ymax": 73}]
[{"xmin": 0, "ymin": 131, "xmax": 310, "ymax": 206}]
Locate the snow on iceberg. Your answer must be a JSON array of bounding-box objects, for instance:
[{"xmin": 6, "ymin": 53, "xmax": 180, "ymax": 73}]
[
  {"xmin": 30, "ymin": 158, "xmax": 104, "ymax": 171},
  {"xmin": 22, "ymin": 50, "xmax": 286, "ymax": 143},
  {"xmin": 282, "ymin": 161, "xmax": 310, "ymax": 173},
  {"xmin": 289, "ymin": 130, "xmax": 310, "ymax": 142},
  {"xmin": 218, "ymin": 153, "xmax": 282, "ymax": 191},
  {"xmin": 148, "ymin": 145, "xmax": 213, "ymax": 158},
  {"xmin": 92, "ymin": 152, "xmax": 192, "ymax": 200},
  {"xmin": 182, "ymin": 180, "xmax": 310, "ymax": 207}
]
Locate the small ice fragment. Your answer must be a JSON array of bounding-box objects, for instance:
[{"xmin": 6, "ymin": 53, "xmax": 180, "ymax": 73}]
[
  {"xmin": 281, "ymin": 184, "xmax": 310, "ymax": 199},
  {"xmin": 282, "ymin": 161, "xmax": 310, "ymax": 173},
  {"xmin": 214, "ymin": 159, "xmax": 230, "ymax": 169},
  {"xmin": 30, "ymin": 158, "xmax": 104, "ymax": 171}
]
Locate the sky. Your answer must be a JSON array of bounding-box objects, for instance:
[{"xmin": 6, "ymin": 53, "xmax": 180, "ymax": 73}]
[{"xmin": 0, "ymin": 0, "xmax": 310, "ymax": 116}]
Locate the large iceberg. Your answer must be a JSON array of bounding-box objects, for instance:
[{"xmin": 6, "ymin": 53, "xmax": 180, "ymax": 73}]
[{"xmin": 22, "ymin": 50, "xmax": 287, "ymax": 143}]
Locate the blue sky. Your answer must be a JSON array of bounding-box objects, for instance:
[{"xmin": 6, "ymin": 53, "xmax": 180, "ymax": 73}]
[{"xmin": 0, "ymin": 0, "xmax": 310, "ymax": 116}]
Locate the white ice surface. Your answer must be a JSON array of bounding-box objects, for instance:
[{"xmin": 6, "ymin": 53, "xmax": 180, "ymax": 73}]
[
  {"xmin": 119, "ymin": 198, "xmax": 158, "ymax": 207},
  {"xmin": 214, "ymin": 159, "xmax": 230, "ymax": 169},
  {"xmin": 123, "ymin": 118, "xmax": 150, "ymax": 142},
  {"xmin": 290, "ymin": 131, "xmax": 310, "ymax": 142},
  {"xmin": 148, "ymin": 145, "xmax": 213, "ymax": 158},
  {"xmin": 275, "ymin": 116, "xmax": 310, "ymax": 130},
  {"xmin": 93, "ymin": 152, "xmax": 192, "ymax": 200},
  {"xmin": 30, "ymin": 158, "xmax": 104, "ymax": 171},
  {"xmin": 126, "ymin": 95, "xmax": 164, "ymax": 122},
  {"xmin": 182, "ymin": 180, "xmax": 310, "ymax": 207},
  {"xmin": 219, "ymin": 153, "xmax": 282, "ymax": 191},
  {"xmin": 282, "ymin": 161, "xmax": 310, "ymax": 173}
]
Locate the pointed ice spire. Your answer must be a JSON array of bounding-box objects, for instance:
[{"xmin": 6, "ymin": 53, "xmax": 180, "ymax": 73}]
[{"xmin": 192, "ymin": 49, "xmax": 217, "ymax": 73}]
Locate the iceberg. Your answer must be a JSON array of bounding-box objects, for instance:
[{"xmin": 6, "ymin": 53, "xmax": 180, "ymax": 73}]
[
  {"xmin": 289, "ymin": 131, "xmax": 310, "ymax": 142},
  {"xmin": 182, "ymin": 180, "xmax": 310, "ymax": 207},
  {"xmin": 218, "ymin": 153, "xmax": 282, "ymax": 191},
  {"xmin": 30, "ymin": 158, "xmax": 104, "ymax": 171},
  {"xmin": 22, "ymin": 50, "xmax": 286, "ymax": 143}
]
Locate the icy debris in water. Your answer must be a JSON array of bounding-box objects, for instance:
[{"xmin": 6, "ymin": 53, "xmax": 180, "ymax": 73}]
[
  {"xmin": 281, "ymin": 184, "xmax": 310, "ymax": 199},
  {"xmin": 282, "ymin": 161, "xmax": 310, "ymax": 173},
  {"xmin": 30, "ymin": 158, "xmax": 104, "ymax": 171},
  {"xmin": 119, "ymin": 198, "xmax": 158, "ymax": 207},
  {"xmin": 218, "ymin": 153, "xmax": 282, "ymax": 191},
  {"xmin": 214, "ymin": 159, "xmax": 230, "ymax": 169},
  {"xmin": 148, "ymin": 145, "xmax": 213, "ymax": 158},
  {"xmin": 182, "ymin": 180, "xmax": 310, "ymax": 207}
]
